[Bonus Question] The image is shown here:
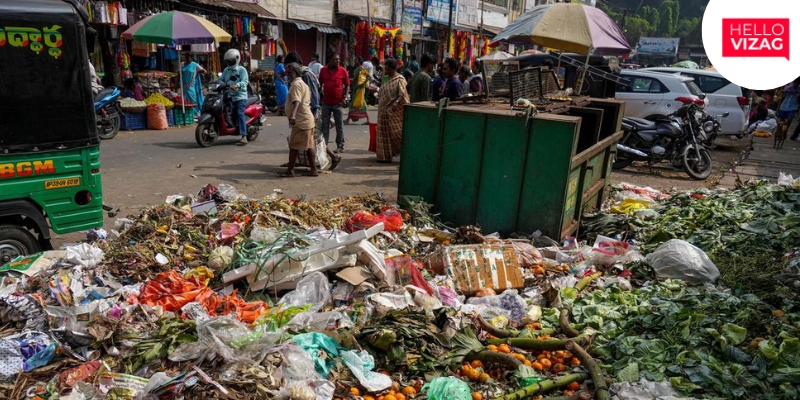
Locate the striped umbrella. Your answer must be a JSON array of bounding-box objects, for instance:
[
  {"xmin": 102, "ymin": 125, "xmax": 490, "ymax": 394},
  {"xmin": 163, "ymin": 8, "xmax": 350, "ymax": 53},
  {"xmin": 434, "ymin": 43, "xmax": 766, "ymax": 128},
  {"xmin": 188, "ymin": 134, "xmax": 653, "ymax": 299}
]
[
  {"xmin": 490, "ymin": 3, "xmax": 630, "ymax": 56},
  {"xmin": 122, "ymin": 11, "xmax": 231, "ymax": 123},
  {"xmin": 121, "ymin": 11, "xmax": 231, "ymax": 45}
]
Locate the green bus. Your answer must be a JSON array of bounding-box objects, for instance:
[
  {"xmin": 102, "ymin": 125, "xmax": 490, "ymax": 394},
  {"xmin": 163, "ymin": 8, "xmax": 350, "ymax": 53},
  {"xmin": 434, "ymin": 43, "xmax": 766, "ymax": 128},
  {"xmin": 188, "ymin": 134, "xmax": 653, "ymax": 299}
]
[{"xmin": 0, "ymin": 0, "xmax": 104, "ymax": 264}]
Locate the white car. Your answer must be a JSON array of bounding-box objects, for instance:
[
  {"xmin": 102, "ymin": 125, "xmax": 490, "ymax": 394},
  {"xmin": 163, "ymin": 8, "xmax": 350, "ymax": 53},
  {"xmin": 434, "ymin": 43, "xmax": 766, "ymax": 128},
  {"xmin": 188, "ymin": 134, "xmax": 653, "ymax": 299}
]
[
  {"xmin": 615, "ymin": 70, "xmax": 708, "ymax": 120},
  {"xmin": 641, "ymin": 67, "xmax": 750, "ymax": 135}
]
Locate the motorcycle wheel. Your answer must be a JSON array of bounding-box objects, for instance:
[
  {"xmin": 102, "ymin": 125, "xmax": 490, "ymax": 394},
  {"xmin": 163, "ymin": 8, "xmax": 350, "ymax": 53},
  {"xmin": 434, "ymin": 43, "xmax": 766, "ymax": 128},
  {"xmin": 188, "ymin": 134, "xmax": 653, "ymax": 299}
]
[
  {"xmin": 612, "ymin": 151, "xmax": 633, "ymax": 169},
  {"xmin": 246, "ymin": 125, "xmax": 260, "ymax": 142},
  {"xmin": 195, "ymin": 123, "xmax": 216, "ymax": 147},
  {"xmin": 682, "ymin": 146, "xmax": 713, "ymax": 180},
  {"xmin": 98, "ymin": 113, "xmax": 120, "ymax": 140}
]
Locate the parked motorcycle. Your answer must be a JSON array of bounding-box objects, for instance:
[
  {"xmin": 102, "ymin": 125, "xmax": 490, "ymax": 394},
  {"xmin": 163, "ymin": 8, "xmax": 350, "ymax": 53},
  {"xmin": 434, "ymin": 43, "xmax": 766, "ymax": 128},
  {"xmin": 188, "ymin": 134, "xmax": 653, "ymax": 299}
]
[
  {"xmin": 614, "ymin": 99, "xmax": 713, "ymax": 180},
  {"xmin": 697, "ymin": 110, "xmax": 729, "ymax": 148},
  {"xmin": 94, "ymin": 86, "xmax": 121, "ymax": 140},
  {"xmin": 259, "ymin": 76, "xmax": 278, "ymax": 113},
  {"xmin": 195, "ymin": 80, "xmax": 265, "ymax": 147}
]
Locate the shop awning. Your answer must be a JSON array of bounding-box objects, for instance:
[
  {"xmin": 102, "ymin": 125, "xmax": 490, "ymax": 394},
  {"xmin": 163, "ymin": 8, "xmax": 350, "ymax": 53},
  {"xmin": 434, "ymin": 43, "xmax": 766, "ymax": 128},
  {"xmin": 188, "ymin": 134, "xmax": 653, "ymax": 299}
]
[
  {"xmin": 479, "ymin": 25, "xmax": 503, "ymax": 35},
  {"xmin": 188, "ymin": 0, "xmax": 275, "ymax": 18},
  {"xmin": 412, "ymin": 35, "xmax": 439, "ymax": 43},
  {"xmin": 292, "ymin": 22, "xmax": 347, "ymax": 35},
  {"xmin": 357, "ymin": 16, "xmax": 393, "ymax": 25}
]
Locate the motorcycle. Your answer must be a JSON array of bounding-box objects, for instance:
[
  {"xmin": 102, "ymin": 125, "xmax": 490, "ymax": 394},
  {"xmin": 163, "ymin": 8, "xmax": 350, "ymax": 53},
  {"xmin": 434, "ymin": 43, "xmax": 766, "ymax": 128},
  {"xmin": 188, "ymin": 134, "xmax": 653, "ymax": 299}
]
[
  {"xmin": 195, "ymin": 80, "xmax": 265, "ymax": 147},
  {"xmin": 94, "ymin": 86, "xmax": 121, "ymax": 140},
  {"xmin": 259, "ymin": 76, "xmax": 278, "ymax": 113},
  {"xmin": 614, "ymin": 99, "xmax": 713, "ymax": 180},
  {"xmin": 697, "ymin": 110, "xmax": 729, "ymax": 148}
]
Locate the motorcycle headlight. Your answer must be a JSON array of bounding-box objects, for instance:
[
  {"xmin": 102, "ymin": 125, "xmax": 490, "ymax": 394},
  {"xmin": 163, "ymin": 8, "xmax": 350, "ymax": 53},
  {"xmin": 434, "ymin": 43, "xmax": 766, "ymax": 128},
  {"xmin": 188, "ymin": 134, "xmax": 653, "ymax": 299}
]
[
  {"xmin": 213, "ymin": 99, "xmax": 221, "ymax": 108},
  {"xmin": 702, "ymin": 120, "xmax": 716, "ymax": 133}
]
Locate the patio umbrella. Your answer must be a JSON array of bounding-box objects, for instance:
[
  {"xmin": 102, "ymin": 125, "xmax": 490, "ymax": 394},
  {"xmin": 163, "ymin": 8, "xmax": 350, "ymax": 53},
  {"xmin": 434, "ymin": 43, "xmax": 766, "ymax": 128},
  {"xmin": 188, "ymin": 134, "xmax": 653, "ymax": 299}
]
[
  {"xmin": 122, "ymin": 11, "xmax": 232, "ymax": 123},
  {"xmin": 481, "ymin": 51, "xmax": 514, "ymax": 60},
  {"xmin": 672, "ymin": 60, "xmax": 700, "ymax": 69},
  {"xmin": 490, "ymin": 3, "xmax": 629, "ymax": 94},
  {"xmin": 490, "ymin": 3, "xmax": 630, "ymax": 56}
]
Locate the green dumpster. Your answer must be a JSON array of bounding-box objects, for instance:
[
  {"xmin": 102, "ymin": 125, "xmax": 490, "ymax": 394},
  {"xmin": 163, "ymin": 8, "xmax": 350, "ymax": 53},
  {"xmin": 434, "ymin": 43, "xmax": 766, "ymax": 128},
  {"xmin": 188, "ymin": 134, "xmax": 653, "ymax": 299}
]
[{"xmin": 397, "ymin": 99, "xmax": 624, "ymax": 239}]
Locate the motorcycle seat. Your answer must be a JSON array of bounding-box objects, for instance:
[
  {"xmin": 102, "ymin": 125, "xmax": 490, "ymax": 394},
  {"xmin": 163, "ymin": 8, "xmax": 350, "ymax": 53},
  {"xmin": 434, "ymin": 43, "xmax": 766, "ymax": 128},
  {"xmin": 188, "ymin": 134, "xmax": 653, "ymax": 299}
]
[
  {"xmin": 95, "ymin": 87, "xmax": 115, "ymax": 102},
  {"xmin": 246, "ymin": 95, "xmax": 260, "ymax": 107},
  {"xmin": 624, "ymin": 117, "xmax": 658, "ymax": 130}
]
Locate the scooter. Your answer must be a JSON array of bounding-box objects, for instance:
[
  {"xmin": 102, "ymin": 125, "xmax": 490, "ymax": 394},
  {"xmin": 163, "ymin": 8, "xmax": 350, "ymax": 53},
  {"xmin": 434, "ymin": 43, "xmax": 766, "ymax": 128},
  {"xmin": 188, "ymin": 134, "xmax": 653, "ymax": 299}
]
[
  {"xmin": 259, "ymin": 76, "xmax": 279, "ymax": 113},
  {"xmin": 94, "ymin": 87, "xmax": 121, "ymax": 140},
  {"xmin": 195, "ymin": 80, "xmax": 265, "ymax": 147}
]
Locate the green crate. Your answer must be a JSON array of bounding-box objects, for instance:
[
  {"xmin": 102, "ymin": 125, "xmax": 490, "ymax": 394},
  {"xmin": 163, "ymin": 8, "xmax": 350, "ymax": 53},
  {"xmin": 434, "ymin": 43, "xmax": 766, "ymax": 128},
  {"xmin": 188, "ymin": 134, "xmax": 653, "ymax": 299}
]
[{"xmin": 173, "ymin": 107, "xmax": 194, "ymax": 126}]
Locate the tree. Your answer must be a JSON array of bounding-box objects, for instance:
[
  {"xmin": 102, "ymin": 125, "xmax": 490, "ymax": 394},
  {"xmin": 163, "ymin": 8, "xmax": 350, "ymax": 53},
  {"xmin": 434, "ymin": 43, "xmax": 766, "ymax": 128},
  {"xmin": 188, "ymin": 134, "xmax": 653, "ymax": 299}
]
[
  {"xmin": 641, "ymin": 6, "xmax": 658, "ymax": 34},
  {"xmin": 624, "ymin": 16, "xmax": 651, "ymax": 46}
]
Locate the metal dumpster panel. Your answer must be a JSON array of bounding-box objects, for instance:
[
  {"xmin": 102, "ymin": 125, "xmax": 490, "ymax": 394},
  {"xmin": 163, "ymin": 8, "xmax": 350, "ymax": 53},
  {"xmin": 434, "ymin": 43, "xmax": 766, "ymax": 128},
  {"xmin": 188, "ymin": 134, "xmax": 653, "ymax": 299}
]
[
  {"xmin": 516, "ymin": 117, "xmax": 580, "ymax": 235},
  {"xmin": 475, "ymin": 115, "xmax": 531, "ymax": 233},
  {"xmin": 398, "ymin": 105, "xmax": 442, "ymax": 202},
  {"xmin": 436, "ymin": 110, "xmax": 487, "ymax": 226}
]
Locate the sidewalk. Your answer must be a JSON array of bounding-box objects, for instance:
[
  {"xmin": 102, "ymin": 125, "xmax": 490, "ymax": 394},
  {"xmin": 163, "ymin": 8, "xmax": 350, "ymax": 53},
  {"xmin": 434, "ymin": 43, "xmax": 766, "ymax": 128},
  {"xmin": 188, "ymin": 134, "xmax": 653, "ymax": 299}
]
[{"xmin": 717, "ymin": 119, "xmax": 800, "ymax": 189}]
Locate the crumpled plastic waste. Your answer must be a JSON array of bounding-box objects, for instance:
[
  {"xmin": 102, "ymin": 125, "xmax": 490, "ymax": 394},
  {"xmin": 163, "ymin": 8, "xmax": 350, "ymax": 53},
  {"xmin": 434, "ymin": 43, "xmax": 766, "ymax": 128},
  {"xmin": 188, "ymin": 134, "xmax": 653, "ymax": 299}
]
[
  {"xmin": 344, "ymin": 208, "xmax": 405, "ymax": 233},
  {"xmin": 466, "ymin": 289, "xmax": 527, "ymax": 322},
  {"xmin": 341, "ymin": 350, "xmax": 392, "ymax": 392},
  {"xmin": 611, "ymin": 198, "xmax": 651, "ymax": 215},
  {"xmin": 646, "ymin": 239, "xmax": 719, "ymax": 283},
  {"xmin": 422, "ymin": 377, "xmax": 472, "ymax": 400},
  {"xmin": 65, "ymin": 243, "xmax": 104, "ymax": 269},
  {"xmin": 279, "ymin": 272, "xmax": 332, "ymax": 312},
  {"xmin": 291, "ymin": 332, "xmax": 341, "ymax": 377}
]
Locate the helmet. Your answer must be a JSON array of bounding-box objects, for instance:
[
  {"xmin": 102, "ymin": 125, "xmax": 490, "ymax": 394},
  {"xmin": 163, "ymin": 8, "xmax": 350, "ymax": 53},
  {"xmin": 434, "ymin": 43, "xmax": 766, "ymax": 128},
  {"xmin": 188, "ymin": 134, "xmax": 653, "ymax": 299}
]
[{"xmin": 224, "ymin": 49, "xmax": 240, "ymax": 67}]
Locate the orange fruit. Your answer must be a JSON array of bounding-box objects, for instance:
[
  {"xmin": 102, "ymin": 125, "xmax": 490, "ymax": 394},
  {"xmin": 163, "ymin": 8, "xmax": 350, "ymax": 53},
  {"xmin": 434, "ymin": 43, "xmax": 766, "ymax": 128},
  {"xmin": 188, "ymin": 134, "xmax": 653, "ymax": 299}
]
[
  {"xmin": 531, "ymin": 361, "xmax": 543, "ymax": 371},
  {"xmin": 384, "ymin": 395, "xmax": 397, "ymax": 400},
  {"xmin": 523, "ymin": 360, "xmax": 532, "ymax": 367},
  {"xmin": 487, "ymin": 344, "xmax": 498, "ymax": 352},
  {"xmin": 563, "ymin": 390, "xmax": 574, "ymax": 396},
  {"xmin": 364, "ymin": 396, "xmax": 376, "ymax": 400},
  {"xmin": 479, "ymin": 372, "xmax": 490, "ymax": 383},
  {"xmin": 567, "ymin": 382, "xmax": 580, "ymax": 391},
  {"xmin": 471, "ymin": 360, "xmax": 484, "ymax": 368},
  {"xmin": 537, "ymin": 353, "xmax": 548, "ymax": 360},
  {"xmin": 395, "ymin": 394, "xmax": 406, "ymax": 400},
  {"xmin": 402, "ymin": 386, "xmax": 417, "ymax": 398},
  {"xmin": 511, "ymin": 353, "xmax": 527, "ymax": 362},
  {"xmin": 498, "ymin": 344, "xmax": 512, "ymax": 354},
  {"xmin": 540, "ymin": 359, "xmax": 552, "ymax": 370},
  {"xmin": 552, "ymin": 363, "xmax": 566, "ymax": 373},
  {"xmin": 350, "ymin": 388, "xmax": 361, "ymax": 396},
  {"xmin": 569, "ymin": 357, "xmax": 581, "ymax": 366},
  {"xmin": 468, "ymin": 369, "xmax": 481, "ymax": 381},
  {"xmin": 471, "ymin": 393, "xmax": 483, "ymax": 400}
]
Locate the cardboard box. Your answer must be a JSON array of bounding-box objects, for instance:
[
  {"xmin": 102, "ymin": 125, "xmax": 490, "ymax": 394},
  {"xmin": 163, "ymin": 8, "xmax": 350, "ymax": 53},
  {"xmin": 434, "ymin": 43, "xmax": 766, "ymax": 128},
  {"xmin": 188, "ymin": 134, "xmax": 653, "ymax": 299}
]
[
  {"xmin": 251, "ymin": 44, "xmax": 267, "ymax": 60},
  {"xmin": 425, "ymin": 244, "xmax": 524, "ymax": 295}
]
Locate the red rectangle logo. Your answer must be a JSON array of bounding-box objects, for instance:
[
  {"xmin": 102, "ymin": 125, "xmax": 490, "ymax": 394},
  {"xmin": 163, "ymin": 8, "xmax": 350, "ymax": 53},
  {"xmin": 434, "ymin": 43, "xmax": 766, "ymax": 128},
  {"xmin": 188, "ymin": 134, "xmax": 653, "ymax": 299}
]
[{"xmin": 722, "ymin": 18, "xmax": 790, "ymax": 60}]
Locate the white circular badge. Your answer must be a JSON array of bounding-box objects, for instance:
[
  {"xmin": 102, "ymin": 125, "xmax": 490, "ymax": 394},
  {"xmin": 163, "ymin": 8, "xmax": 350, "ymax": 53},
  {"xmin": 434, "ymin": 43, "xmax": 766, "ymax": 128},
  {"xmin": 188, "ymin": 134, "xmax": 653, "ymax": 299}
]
[{"xmin": 703, "ymin": 0, "xmax": 799, "ymax": 90}]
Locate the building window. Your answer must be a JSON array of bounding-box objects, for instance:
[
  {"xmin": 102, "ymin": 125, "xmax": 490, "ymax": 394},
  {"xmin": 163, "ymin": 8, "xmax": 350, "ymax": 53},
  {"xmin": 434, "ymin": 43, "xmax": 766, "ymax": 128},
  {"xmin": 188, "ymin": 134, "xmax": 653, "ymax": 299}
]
[
  {"xmin": 512, "ymin": 0, "xmax": 522, "ymax": 11},
  {"xmin": 484, "ymin": 0, "xmax": 509, "ymax": 8}
]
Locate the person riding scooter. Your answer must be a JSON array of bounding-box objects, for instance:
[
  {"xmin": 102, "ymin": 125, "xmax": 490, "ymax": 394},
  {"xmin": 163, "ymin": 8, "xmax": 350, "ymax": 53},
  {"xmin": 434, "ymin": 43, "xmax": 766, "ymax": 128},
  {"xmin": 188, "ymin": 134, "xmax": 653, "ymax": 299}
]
[{"xmin": 220, "ymin": 49, "xmax": 250, "ymax": 145}]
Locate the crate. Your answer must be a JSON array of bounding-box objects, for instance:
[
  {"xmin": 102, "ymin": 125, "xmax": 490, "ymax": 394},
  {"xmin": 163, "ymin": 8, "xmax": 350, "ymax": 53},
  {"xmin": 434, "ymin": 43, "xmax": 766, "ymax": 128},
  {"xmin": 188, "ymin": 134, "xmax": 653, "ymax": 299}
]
[
  {"xmin": 172, "ymin": 107, "xmax": 193, "ymax": 126},
  {"xmin": 166, "ymin": 109, "xmax": 175, "ymax": 126},
  {"xmin": 120, "ymin": 112, "xmax": 146, "ymax": 130}
]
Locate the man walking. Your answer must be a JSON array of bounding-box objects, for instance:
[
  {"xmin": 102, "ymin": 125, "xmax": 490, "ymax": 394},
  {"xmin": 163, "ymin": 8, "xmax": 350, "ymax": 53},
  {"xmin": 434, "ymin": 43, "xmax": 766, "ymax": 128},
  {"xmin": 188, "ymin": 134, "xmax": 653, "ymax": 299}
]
[
  {"xmin": 319, "ymin": 54, "xmax": 350, "ymax": 153},
  {"xmin": 407, "ymin": 53, "xmax": 434, "ymax": 103},
  {"xmin": 279, "ymin": 63, "xmax": 318, "ymax": 178},
  {"xmin": 309, "ymin": 53, "xmax": 323, "ymax": 77}
]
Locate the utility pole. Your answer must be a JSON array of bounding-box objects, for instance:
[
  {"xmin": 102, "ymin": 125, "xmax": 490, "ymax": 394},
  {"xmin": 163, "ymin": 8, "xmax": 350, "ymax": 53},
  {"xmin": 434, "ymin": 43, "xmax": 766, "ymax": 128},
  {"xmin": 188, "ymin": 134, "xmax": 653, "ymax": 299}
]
[
  {"xmin": 367, "ymin": 0, "xmax": 371, "ymax": 26},
  {"xmin": 620, "ymin": 8, "xmax": 628, "ymax": 30},
  {"xmin": 447, "ymin": 0, "xmax": 454, "ymax": 58}
]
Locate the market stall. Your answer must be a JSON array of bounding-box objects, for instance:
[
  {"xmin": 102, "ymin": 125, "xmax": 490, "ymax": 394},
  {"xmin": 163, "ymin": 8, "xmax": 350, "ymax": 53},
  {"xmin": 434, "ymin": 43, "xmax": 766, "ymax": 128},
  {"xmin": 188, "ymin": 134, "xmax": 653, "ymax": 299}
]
[{"xmin": 120, "ymin": 11, "xmax": 232, "ymax": 129}]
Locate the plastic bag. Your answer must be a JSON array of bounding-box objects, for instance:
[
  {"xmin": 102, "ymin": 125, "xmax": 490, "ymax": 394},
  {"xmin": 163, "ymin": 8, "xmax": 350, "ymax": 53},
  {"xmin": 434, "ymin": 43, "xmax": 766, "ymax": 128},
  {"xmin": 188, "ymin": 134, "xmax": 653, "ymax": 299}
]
[
  {"xmin": 207, "ymin": 246, "xmax": 234, "ymax": 271},
  {"xmin": 778, "ymin": 172, "xmax": 800, "ymax": 189},
  {"xmin": 646, "ymin": 239, "xmax": 719, "ymax": 283},
  {"xmin": 344, "ymin": 209, "xmax": 404, "ymax": 233},
  {"xmin": 146, "ymin": 104, "xmax": 168, "ymax": 130},
  {"xmin": 610, "ymin": 198, "xmax": 651, "ymax": 215},
  {"xmin": 296, "ymin": 134, "xmax": 332, "ymax": 170},
  {"xmin": 341, "ymin": 350, "xmax": 392, "ymax": 392},
  {"xmin": 217, "ymin": 183, "xmax": 239, "ymax": 201},
  {"xmin": 387, "ymin": 255, "xmax": 434, "ymax": 295},
  {"xmin": 291, "ymin": 332, "xmax": 341, "ymax": 377},
  {"xmin": 279, "ymin": 272, "xmax": 331, "ymax": 312},
  {"xmin": 421, "ymin": 377, "xmax": 472, "ymax": 400},
  {"xmin": 66, "ymin": 243, "xmax": 105, "ymax": 268},
  {"xmin": 466, "ymin": 289, "xmax": 527, "ymax": 322},
  {"xmin": 509, "ymin": 241, "xmax": 543, "ymax": 267}
]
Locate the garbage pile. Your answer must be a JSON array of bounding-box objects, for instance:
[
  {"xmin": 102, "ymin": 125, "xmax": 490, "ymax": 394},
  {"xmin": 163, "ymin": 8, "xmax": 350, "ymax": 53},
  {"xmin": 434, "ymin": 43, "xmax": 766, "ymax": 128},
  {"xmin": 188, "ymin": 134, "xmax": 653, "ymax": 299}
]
[{"xmin": 1, "ymin": 182, "xmax": 798, "ymax": 400}]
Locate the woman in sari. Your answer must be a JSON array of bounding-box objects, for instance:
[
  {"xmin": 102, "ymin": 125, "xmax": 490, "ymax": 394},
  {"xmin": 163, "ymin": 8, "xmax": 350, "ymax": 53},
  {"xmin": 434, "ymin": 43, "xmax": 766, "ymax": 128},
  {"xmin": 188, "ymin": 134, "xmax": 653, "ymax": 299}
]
[
  {"xmin": 181, "ymin": 53, "xmax": 206, "ymax": 118},
  {"xmin": 275, "ymin": 55, "xmax": 289, "ymax": 115},
  {"xmin": 345, "ymin": 57, "xmax": 370, "ymax": 125},
  {"xmin": 375, "ymin": 58, "xmax": 409, "ymax": 163}
]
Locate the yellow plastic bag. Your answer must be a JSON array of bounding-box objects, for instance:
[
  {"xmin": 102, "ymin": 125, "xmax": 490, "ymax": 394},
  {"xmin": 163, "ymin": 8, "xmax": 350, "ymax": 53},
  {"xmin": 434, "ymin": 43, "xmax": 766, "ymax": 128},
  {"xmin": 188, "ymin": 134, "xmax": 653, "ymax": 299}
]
[
  {"xmin": 610, "ymin": 198, "xmax": 651, "ymax": 215},
  {"xmin": 754, "ymin": 130, "xmax": 772, "ymax": 138}
]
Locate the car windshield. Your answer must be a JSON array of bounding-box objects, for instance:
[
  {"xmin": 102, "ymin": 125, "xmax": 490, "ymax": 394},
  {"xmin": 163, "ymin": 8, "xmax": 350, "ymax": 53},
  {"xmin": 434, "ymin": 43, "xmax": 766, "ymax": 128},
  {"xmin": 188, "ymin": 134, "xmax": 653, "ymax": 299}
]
[{"xmin": 685, "ymin": 80, "xmax": 705, "ymax": 97}]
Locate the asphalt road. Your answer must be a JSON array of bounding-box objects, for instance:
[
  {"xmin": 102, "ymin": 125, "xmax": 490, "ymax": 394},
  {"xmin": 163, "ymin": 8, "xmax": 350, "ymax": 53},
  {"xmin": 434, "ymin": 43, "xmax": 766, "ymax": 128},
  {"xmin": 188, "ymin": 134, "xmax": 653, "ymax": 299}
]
[{"xmin": 51, "ymin": 109, "xmax": 749, "ymax": 245}]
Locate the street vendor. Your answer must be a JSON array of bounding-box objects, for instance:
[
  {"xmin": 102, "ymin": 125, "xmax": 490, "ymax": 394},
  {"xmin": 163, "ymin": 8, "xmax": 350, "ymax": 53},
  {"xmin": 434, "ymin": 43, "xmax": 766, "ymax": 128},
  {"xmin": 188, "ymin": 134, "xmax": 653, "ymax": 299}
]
[{"xmin": 181, "ymin": 53, "xmax": 206, "ymax": 118}]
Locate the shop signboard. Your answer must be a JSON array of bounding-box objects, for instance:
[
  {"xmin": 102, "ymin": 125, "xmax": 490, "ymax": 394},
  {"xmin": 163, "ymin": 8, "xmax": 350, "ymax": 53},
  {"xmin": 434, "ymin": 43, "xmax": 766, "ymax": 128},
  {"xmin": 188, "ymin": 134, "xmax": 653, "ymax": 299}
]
[
  {"xmin": 637, "ymin": 37, "xmax": 681, "ymax": 56},
  {"xmin": 427, "ymin": 0, "xmax": 455, "ymax": 25},
  {"xmin": 287, "ymin": 0, "xmax": 333, "ymax": 25},
  {"xmin": 480, "ymin": 7, "xmax": 508, "ymax": 30},
  {"xmin": 258, "ymin": 0, "xmax": 287, "ymax": 20},
  {"xmin": 402, "ymin": 0, "xmax": 423, "ymax": 41},
  {"xmin": 338, "ymin": 0, "xmax": 393, "ymax": 21},
  {"xmin": 457, "ymin": 0, "xmax": 478, "ymax": 29}
]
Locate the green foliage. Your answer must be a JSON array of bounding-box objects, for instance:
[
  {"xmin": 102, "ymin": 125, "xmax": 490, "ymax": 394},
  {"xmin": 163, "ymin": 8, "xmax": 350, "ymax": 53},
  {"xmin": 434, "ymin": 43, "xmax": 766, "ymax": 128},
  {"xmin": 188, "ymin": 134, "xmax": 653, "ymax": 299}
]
[{"xmin": 598, "ymin": 0, "xmax": 709, "ymax": 45}]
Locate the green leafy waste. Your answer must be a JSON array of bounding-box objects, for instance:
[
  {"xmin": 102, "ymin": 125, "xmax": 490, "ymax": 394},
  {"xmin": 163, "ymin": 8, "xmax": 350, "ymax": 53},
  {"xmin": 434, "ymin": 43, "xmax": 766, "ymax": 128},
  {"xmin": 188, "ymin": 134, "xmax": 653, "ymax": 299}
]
[
  {"xmin": 547, "ymin": 280, "xmax": 800, "ymax": 399},
  {"xmin": 582, "ymin": 182, "xmax": 800, "ymax": 300}
]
